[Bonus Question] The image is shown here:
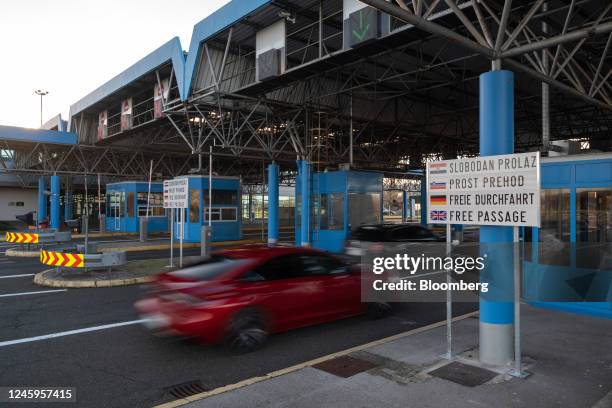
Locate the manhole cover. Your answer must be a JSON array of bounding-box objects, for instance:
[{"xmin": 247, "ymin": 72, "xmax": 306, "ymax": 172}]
[
  {"xmin": 313, "ymin": 355, "xmax": 379, "ymax": 378},
  {"xmin": 163, "ymin": 380, "xmax": 207, "ymax": 399},
  {"xmin": 429, "ymin": 362, "xmax": 497, "ymax": 387}
]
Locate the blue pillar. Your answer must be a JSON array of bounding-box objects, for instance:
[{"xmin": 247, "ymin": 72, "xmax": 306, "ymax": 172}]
[
  {"xmin": 300, "ymin": 160, "xmax": 310, "ymax": 247},
  {"xmin": 402, "ymin": 190, "xmax": 408, "ymax": 222},
  {"xmin": 38, "ymin": 177, "xmax": 47, "ymax": 225},
  {"xmin": 420, "ymin": 177, "xmax": 427, "ymax": 225},
  {"xmin": 64, "ymin": 191, "xmax": 73, "ymax": 221},
  {"xmin": 479, "ymin": 70, "xmax": 515, "ymax": 366},
  {"xmin": 50, "ymin": 175, "xmax": 61, "ymax": 230},
  {"xmin": 268, "ymin": 163, "xmax": 279, "ymax": 245}
]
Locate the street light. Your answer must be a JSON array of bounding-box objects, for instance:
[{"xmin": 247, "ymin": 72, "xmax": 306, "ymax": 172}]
[{"xmin": 34, "ymin": 89, "xmax": 49, "ymax": 127}]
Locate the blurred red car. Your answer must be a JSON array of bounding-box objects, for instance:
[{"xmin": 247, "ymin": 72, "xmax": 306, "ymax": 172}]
[{"xmin": 135, "ymin": 246, "xmax": 387, "ymax": 352}]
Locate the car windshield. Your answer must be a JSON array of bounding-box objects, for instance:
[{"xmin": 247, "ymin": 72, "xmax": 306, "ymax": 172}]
[{"xmin": 169, "ymin": 256, "xmax": 248, "ymax": 281}]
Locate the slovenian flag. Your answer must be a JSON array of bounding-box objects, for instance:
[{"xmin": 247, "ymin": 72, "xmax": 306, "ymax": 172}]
[{"xmin": 430, "ymin": 181, "xmax": 446, "ymax": 190}]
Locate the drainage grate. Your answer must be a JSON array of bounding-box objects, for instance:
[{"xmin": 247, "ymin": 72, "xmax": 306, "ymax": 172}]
[
  {"xmin": 164, "ymin": 380, "xmax": 207, "ymax": 399},
  {"xmin": 429, "ymin": 362, "xmax": 497, "ymax": 387},
  {"xmin": 313, "ymin": 355, "xmax": 379, "ymax": 378}
]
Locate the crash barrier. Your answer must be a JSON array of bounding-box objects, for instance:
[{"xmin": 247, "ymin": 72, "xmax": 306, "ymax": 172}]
[
  {"xmin": 5, "ymin": 229, "xmax": 71, "ymax": 246},
  {"xmin": 40, "ymin": 249, "xmax": 127, "ymax": 269},
  {"xmin": 5, "ymin": 232, "xmax": 39, "ymax": 244}
]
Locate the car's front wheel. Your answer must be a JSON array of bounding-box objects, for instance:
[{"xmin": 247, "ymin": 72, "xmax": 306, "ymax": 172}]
[{"xmin": 226, "ymin": 309, "xmax": 268, "ymax": 353}]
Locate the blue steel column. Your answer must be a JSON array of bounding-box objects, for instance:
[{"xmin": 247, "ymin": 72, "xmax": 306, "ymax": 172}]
[
  {"xmin": 38, "ymin": 177, "xmax": 47, "ymax": 225},
  {"xmin": 479, "ymin": 70, "xmax": 515, "ymax": 366},
  {"xmin": 300, "ymin": 160, "xmax": 310, "ymax": 247},
  {"xmin": 268, "ymin": 163, "xmax": 279, "ymax": 245},
  {"xmin": 50, "ymin": 175, "xmax": 61, "ymax": 230}
]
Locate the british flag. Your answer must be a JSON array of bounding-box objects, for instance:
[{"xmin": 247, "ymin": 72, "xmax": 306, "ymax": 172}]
[{"xmin": 430, "ymin": 210, "xmax": 447, "ymax": 221}]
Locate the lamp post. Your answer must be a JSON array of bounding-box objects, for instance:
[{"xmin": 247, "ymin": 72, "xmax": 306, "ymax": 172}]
[{"xmin": 34, "ymin": 89, "xmax": 49, "ymax": 127}]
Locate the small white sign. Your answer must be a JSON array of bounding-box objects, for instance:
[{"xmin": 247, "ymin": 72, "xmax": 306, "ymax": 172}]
[
  {"xmin": 426, "ymin": 152, "xmax": 540, "ymax": 227},
  {"xmin": 163, "ymin": 178, "xmax": 189, "ymax": 209}
]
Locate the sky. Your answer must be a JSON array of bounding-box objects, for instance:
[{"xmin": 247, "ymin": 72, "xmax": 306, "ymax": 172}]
[{"xmin": 0, "ymin": 0, "xmax": 229, "ymax": 129}]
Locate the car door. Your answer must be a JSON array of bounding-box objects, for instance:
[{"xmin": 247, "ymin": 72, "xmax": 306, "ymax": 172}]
[
  {"xmin": 299, "ymin": 253, "xmax": 362, "ymax": 318},
  {"xmin": 242, "ymin": 254, "xmax": 328, "ymax": 331}
]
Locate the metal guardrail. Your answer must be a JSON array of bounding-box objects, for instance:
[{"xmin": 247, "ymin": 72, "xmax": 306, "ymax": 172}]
[
  {"xmin": 40, "ymin": 248, "xmax": 127, "ymax": 270},
  {"xmin": 5, "ymin": 229, "xmax": 71, "ymax": 246}
]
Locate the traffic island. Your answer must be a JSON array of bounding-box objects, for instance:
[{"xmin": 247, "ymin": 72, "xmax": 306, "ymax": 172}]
[{"xmin": 33, "ymin": 258, "xmax": 171, "ymax": 288}]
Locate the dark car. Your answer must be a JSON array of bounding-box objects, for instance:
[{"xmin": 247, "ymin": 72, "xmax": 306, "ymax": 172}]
[
  {"xmin": 135, "ymin": 245, "xmax": 388, "ymax": 352},
  {"xmin": 345, "ymin": 224, "xmax": 444, "ymax": 256}
]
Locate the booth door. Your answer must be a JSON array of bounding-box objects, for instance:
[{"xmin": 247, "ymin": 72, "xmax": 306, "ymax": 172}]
[{"xmin": 109, "ymin": 192, "xmax": 122, "ymax": 231}]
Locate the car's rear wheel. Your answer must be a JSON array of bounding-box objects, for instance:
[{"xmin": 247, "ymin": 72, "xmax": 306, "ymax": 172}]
[
  {"xmin": 366, "ymin": 302, "xmax": 392, "ymax": 319},
  {"xmin": 226, "ymin": 309, "xmax": 268, "ymax": 353}
]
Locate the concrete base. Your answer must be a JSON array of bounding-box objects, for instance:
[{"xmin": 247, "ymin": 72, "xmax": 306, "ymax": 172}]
[{"xmin": 479, "ymin": 321, "xmax": 514, "ymax": 366}]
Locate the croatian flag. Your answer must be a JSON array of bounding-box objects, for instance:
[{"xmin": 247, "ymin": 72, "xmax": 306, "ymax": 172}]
[
  {"xmin": 431, "ymin": 210, "xmax": 447, "ymax": 221},
  {"xmin": 429, "ymin": 162, "xmax": 447, "ymax": 174}
]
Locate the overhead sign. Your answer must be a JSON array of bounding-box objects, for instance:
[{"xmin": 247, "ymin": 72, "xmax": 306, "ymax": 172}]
[
  {"xmin": 163, "ymin": 178, "xmax": 189, "ymax": 209},
  {"xmin": 426, "ymin": 152, "xmax": 540, "ymax": 227}
]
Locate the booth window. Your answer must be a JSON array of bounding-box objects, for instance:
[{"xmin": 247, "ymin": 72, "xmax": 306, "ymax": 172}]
[
  {"xmin": 320, "ymin": 193, "xmax": 344, "ymax": 230},
  {"xmin": 348, "ymin": 193, "xmax": 381, "ymax": 228},
  {"xmin": 205, "ymin": 207, "xmax": 238, "ymax": 222},
  {"xmin": 189, "ymin": 190, "xmax": 200, "ymax": 222},
  {"xmin": 137, "ymin": 192, "xmax": 165, "ymax": 217},
  {"xmin": 204, "ymin": 190, "xmax": 238, "ymax": 206},
  {"xmin": 535, "ymin": 188, "xmax": 570, "ymax": 266},
  {"xmin": 577, "ymin": 188, "xmax": 612, "ymax": 243},
  {"xmin": 127, "ymin": 192, "xmax": 135, "ymax": 217}
]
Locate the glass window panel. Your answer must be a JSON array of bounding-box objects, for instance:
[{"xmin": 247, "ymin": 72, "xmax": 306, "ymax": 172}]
[
  {"xmin": 190, "ymin": 189, "xmax": 200, "ymax": 223},
  {"xmin": 577, "ymin": 188, "xmax": 612, "ymax": 243},
  {"xmin": 204, "ymin": 190, "xmax": 238, "ymax": 206},
  {"xmin": 127, "ymin": 192, "xmax": 134, "ymax": 217},
  {"xmin": 222, "ymin": 208, "xmax": 237, "ymax": 221},
  {"xmin": 348, "ymin": 193, "xmax": 381, "ymax": 229},
  {"xmin": 320, "ymin": 193, "xmax": 344, "ymax": 230}
]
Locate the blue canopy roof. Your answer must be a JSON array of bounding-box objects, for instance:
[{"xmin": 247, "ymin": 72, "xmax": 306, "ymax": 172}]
[{"xmin": 0, "ymin": 125, "xmax": 77, "ymax": 145}]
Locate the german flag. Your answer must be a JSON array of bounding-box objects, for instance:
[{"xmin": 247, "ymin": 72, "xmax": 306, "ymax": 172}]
[{"xmin": 430, "ymin": 195, "xmax": 447, "ymax": 205}]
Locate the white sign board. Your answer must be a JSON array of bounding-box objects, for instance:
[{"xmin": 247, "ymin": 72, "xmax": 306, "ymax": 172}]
[
  {"xmin": 426, "ymin": 152, "xmax": 540, "ymax": 227},
  {"xmin": 163, "ymin": 178, "xmax": 189, "ymax": 209}
]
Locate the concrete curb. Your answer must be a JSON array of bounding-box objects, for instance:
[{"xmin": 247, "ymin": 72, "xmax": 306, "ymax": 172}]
[
  {"xmin": 33, "ymin": 268, "xmax": 156, "ymax": 288},
  {"xmin": 6, "ymin": 247, "xmax": 40, "ymax": 258}
]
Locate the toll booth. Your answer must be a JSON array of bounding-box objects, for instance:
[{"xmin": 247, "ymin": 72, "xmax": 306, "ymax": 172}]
[
  {"xmin": 172, "ymin": 175, "xmax": 241, "ymax": 242},
  {"xmin": 105, "ymin": 182, "xmax": 167, "ymax": 233},
  {"xmin": 296, "ymin": 170, "xmax": 383, "ymax": 252},
  {"xmin": 524, "ymin": 153, "xmax": 612, "ymax": 319}
]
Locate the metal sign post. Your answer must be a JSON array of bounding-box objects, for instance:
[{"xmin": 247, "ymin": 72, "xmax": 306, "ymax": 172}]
[
  {"xmin": 179, "ymin": 209, "xmax": 184, "ymax": 268},
  {"xmin": 510, "ymin": 225, "xmax": 528, "ymax": 378},
  {"xmin": 169, "ymin": 208, "xmax": 174, "ymax": 267},
  {"xmin": 445, "ymin": 223, "xmax": 453, "ymax": 359}
]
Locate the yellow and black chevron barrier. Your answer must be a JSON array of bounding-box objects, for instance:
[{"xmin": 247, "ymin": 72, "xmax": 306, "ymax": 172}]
[
  {"xmin": 5, "ymin": 232, "xmax": 39, "ymax": 244},
  {"xmin": 40, "ymin": 249, "xmax": 84, "ymax": 268}
]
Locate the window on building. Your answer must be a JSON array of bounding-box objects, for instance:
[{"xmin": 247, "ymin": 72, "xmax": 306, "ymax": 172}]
[
  {"xmin": 204, "ymin": 207, "xmax": 238, "ymax": 222},
  {"xmin": 137, "ymin": 192, "xmax": 165, "ymax": 217},
  {"xmin": 189, "ymin": 189, "xmax": 200, "ymax": 222},
  {"xmin": 320, "ymin": 193, "xmax": 344, "ymax": 230},
  {"xmin": 348, "ymin": 192, "xmax": 381, "ymax": 228},
  {"xmin": 204, "ymin": 190, "xmax": 238, "ymax": 206}
]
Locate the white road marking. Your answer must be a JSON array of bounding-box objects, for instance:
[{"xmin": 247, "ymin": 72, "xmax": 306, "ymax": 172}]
[
  {"xmin": 0, "ymin": 274, "xmax": 35, "ymax": 279},
  {"xmin": 0, "ymin": 319, "xmax": 151, "ymax": 348},
  {"xmin": 0, "ymin": 289, "xmax": 67, "ymax": 298}
]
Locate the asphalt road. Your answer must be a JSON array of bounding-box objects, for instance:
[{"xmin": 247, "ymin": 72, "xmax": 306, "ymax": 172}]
[{"xmin": 0, "ymin": 242, "xmax": 477, "ymax": 408}]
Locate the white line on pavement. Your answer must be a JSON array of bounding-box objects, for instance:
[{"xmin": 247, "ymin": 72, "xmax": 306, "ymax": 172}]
[
  {"xmin": 0, "ymin": 319, "xmax": 151, "ymax": 348},
  {"xmin": 0, "ymin": 289, "xmax": 67, "ymax": 298},
  {"xmin": 0, "ymin": 274, "xmax": 36, "ymax": 279}
]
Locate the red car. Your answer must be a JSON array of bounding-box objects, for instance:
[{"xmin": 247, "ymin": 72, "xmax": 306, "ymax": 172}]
[{"xmin": 135, "ymin": 246, "xmax": 389, "ymax": 352}]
